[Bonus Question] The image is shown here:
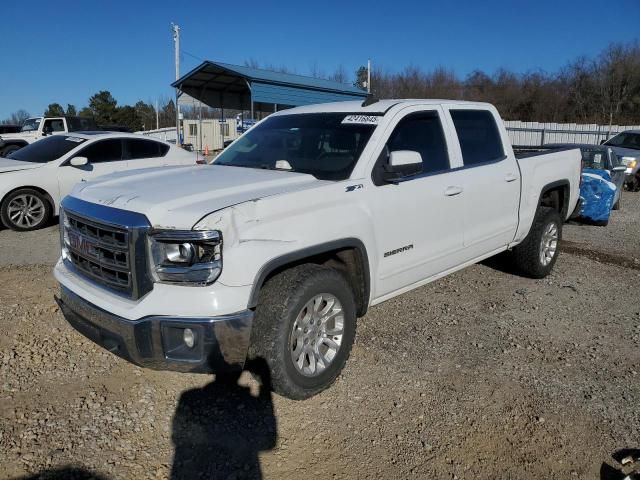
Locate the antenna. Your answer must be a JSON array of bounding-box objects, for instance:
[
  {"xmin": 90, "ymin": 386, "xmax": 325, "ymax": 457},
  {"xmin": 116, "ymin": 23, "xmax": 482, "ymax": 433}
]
[{"xmin": 171, "ymin": 23, "xmax": 181, "ymax": 144}]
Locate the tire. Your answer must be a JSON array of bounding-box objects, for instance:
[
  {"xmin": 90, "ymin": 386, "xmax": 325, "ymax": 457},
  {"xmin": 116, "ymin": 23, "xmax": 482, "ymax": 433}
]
[
  {"xmin": 627, "ymin": 175, "xmax": 640, "ymax": 192},
  {"xmin": 248, "ymin": 264, "xmax": 357, "ymax": 400},
  {"xmin": 1, "ymin": 144, "xmax": 21, "ymax": 157},
  {"xmin": 612, "ymin": 195, "xmax": 621, "ymax": 211},
  {"xmin": 0, "ymin": 188, "xmax": 52, "ymax": 231},
  {"xmin": 512, "ymin": 207, "xmax": 562, "ymax": 279}
]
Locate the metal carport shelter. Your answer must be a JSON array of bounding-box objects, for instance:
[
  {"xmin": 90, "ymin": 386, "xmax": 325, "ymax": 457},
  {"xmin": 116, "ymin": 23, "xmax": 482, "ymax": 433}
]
[{"xmin": 171, "ymin": 61, "xmax": 369, "ymax": 117}]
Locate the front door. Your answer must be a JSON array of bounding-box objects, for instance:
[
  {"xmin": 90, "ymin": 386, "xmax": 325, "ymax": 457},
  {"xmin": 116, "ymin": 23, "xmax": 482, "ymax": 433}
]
[
  {"xmin": 369, "ymin": 107, "xmax": 466, "ymax": 299},
  {"xmin": 58, "ymin": 139, "xmax": 127, "ymax": 198}
]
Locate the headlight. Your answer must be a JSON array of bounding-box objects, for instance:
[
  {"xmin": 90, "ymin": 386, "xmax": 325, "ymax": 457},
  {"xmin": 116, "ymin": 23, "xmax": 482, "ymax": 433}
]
[
  {"xmin": 621, "ymin": 156, "xmax": 637, "ymax": 167},
  {"xmin": 148, "ymin": 230, "xmax": 222, "ymax": 285},
  {"xmin": 60, "ymin": 208, "xmax": 70, "ymax": 259}
]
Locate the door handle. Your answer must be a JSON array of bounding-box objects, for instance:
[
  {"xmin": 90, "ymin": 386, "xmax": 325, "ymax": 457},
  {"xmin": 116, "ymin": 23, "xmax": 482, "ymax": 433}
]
[
  {"xmin": 505, "ymin": 173, "xmax": 519, "ymax": 182},
  {"xmin": 444, "ymin": 186, "xmax": 463, "ymax": 196}
]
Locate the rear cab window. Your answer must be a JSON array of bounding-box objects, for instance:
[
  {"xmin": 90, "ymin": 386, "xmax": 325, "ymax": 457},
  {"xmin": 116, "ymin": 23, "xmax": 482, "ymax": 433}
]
[{"xmin": 450, "ymin": 109, "xmax": 505, "ymax": 167}]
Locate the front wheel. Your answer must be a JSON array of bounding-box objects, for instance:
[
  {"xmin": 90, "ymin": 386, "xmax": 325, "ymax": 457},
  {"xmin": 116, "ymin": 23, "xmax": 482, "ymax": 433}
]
[
  {"xmin": 512, "ymin": 207, "xmax": 562, "ymax": 279},
  {"xmin": 627, "ymin": 175, "xmax": 640, "ymax": 192},
  {"xmin": 0, "ymin": 189, "xmax": 52, "ymax": 231},
  {"xmin": 248, "ymin": 264, "xmax": 357, "ymax": 400}
]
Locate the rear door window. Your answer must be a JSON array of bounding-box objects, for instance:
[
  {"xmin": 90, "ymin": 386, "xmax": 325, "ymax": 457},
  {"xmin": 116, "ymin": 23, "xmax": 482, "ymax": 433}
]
[
  {"xmin": 450, "ymin": 110, "xmax": 505, "ymax": 166},
  {"xmin": 125, "ymin": 139, "xmax": 168, "ymax": 159},
  {"xmin": 75, "ymin": 139, "xmax": 123, "ymax": 163}
]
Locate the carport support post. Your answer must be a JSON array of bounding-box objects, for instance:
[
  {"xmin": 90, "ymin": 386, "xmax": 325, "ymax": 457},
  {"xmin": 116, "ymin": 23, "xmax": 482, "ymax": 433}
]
[
  {"xmin": 221, "ymin": 107, "xmax": 225, "ymax": 151},
  {"xmin": 245, "ymin": 79, "xmax": 254, "ymax": 121}
]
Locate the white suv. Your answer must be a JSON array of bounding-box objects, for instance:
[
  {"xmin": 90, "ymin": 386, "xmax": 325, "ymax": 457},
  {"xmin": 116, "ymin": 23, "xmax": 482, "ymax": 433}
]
[{"xmin": 0, "ymin": 132, "xmax": 196, "ymax": 231}]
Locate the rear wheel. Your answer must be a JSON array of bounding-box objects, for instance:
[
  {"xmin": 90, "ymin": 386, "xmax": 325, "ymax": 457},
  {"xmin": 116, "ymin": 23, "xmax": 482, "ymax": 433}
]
[
  {"xmin": 248, "ymin": 264, "xmax": 357, "ymax": 400},
  {"xmin": 0, "ymin": 189, "xmax": 52, "ymax": 231},
  {"xmin": 512, "ymin": 207, "xmax": 562, "ymax": 278}
]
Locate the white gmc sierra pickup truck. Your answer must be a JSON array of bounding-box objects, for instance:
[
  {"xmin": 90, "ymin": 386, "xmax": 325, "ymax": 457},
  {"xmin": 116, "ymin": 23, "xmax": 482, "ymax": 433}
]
[
  {"xmin": 0, "ymin": 116, "xmax": 98, "ymax": 157},
  {"xmin": 54, "ymin": 99, "xmax": 581, "ymax": 399}
]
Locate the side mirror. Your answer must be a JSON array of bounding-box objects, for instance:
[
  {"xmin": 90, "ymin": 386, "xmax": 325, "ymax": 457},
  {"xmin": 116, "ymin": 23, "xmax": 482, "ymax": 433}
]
[
  {"xmin": 383, "ymin": 150, "xmax": 423, "ymax": 183},
  {"xmin": 70, "ymin": 156, "xmax": 89, "ymax": 167},
  {"xmin": 612, "ymin": 165, "xmax": 627, "ymax": 172}
]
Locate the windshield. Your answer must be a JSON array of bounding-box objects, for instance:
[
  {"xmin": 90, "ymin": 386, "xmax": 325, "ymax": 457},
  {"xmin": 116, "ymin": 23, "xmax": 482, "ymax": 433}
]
[
  {"xmin": 7, "ymin": 135, "xmax": 86, "ymax": 163},
  {"xmin": 21, "ymin": 118, "xmax": 42, "ymax": 132},
  {"xmin": 605, "ymin": 132, "xmax": 640, "ymax": 150},
  {"xmin": 214, "ymin": 113, "xmax": 378, "ymax": 180}
]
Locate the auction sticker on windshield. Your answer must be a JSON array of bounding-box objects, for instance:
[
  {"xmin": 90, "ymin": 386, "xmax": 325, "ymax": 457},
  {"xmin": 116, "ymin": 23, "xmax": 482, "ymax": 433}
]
[{"xmin": 341, "ymin": 115, "xmax": 381, "ymax": 125}]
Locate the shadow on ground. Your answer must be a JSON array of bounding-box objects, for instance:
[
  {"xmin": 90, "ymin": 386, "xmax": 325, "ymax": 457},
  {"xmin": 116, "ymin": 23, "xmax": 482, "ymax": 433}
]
[
  {"xmin": 170, "ymin": 359, "xmax": 277, "ymax": 479},
  {"xmin": 13, "ymin": 467, "xmax": 109, "ymax": 479},
  {"xmin": 13, "ymin": 359, "xmax": 278, "ymax": 480}
]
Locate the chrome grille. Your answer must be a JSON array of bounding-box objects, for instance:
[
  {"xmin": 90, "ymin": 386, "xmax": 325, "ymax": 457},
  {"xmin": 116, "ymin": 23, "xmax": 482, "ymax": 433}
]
[
  {"xmin": 61, "ymin": 197, "xmax": 153, "ymax": 300},
  {"xmin": 65, "ymin": 212, "xmax": 132, "ymax": 293}
]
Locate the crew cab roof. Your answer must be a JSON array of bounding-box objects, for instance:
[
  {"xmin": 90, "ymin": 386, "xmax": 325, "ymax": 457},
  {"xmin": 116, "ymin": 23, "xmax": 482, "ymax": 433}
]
[{"xmin": 271, "ymin": 99, "xmax": 494, "ymax": 116}]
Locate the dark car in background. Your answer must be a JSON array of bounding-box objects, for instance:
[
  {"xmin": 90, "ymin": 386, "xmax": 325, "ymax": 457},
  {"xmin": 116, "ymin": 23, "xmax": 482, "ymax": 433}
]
[
  {"xmin": 602, "ymin": 130, "xmax": 640, "ymax": 191},
  {"xmin": 0, "ymin": 125, "xmax": 22, "ymax": 134}
]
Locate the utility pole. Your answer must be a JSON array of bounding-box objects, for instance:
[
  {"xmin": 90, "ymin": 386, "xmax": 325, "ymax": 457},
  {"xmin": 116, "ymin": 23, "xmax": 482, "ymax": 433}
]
[
  {"xmin": 367, "ymin": 59, "xmax": 371, "ymax": 94},
  {"xmin": 172, "ymin": 23, "xmax": 181, "ymax": 144},
  {"xmin": 155, "ymin": 99, "xmax": 159, "ymax": 130}
]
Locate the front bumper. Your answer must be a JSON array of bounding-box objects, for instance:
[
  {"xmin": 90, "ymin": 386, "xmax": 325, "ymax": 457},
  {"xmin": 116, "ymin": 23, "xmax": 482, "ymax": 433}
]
[{"xmin": 55, "ymin": 286, "xmax": 253, "ymax": 374}]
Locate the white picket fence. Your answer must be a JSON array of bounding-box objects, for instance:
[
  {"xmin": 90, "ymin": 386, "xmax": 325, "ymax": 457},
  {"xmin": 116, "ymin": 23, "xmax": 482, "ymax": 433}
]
[{"xmin": 505, "ymin": 120, "xmax": 640, "ymax": 147}]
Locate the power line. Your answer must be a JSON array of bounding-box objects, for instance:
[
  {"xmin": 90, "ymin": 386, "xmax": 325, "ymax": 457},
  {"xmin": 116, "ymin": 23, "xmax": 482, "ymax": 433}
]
[{"xmin": 181, "ymin": 49, "xmax": 204, "ymax": 62}]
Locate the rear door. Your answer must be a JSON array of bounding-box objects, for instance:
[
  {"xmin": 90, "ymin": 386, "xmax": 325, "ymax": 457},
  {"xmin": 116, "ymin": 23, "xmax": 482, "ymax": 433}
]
[
  {"xmin": 369, "ymin": 106, "xmax": 466, "ymax": 298},
  {"xmin": 58, "ymin": 138, "xmax": 126, "ymax": 198},
  {"xmin": 123, "ymin": 138, "xmax": 174, "ymax": 169},
  {"xmin": 443, "ymin": 107, "xmax": 520, "ymax": 258}
]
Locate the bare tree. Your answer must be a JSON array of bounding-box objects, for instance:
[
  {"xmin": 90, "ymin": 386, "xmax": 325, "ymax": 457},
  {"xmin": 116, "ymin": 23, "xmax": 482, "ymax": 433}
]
[
  {"xmin": 328, "ymin": 65, "xmax": 349, "ymax": 84},
  {"xmin": 3, "ymin": 110, "xmax": 31, "ymax": 125}
]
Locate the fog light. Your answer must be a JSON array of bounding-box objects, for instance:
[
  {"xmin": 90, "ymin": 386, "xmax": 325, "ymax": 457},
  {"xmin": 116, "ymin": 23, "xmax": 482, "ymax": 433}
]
[{"xmin": 183, "ymin": 328, "xmax": 196, "ymax": 348}]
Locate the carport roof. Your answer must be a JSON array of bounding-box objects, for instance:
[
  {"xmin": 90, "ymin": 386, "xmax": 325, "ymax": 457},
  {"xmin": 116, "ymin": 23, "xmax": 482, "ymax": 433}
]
[{"xmin": 171, "ymin": 61, "xmax": 368, "ymax": 111}]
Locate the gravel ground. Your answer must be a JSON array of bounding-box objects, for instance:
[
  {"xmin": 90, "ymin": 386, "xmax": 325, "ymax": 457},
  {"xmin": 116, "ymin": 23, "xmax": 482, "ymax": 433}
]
[
  {"xmin": 0, "ymin": 224, "xmax": 59, "ymax": 268},
  {"xmin": 1, "ymin": 197, "xmax": 640, "ymax": 479}
]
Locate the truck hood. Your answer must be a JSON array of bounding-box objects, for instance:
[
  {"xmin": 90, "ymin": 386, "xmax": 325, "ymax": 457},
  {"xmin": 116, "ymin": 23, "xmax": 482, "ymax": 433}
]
[
  {"xmin": 0, "ymin": 158, "xmax": 44, "ymax": 173},
  {"xmin": 71, "ymin": 165, "xmax": 326, "ymax": 228}
]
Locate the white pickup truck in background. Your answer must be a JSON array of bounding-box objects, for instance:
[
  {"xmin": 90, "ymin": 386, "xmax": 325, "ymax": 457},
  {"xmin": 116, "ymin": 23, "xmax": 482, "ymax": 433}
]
[
  {"xmin": 0, "ymin": 116, "xmax": 98, "ymax": 157},
  {"xmin": 54, "ymin": 99, "xmax": 581, "ymax": 399}
]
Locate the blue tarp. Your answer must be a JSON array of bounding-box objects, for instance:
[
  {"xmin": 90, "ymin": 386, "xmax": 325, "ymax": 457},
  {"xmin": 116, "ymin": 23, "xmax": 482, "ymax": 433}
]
[{"xmin": 579, "ymin": 168, "xmax": 617, "ymax": 222}]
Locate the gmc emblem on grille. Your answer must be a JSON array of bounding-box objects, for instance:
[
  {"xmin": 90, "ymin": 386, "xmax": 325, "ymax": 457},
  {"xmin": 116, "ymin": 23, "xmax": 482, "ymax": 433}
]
[{"xmin": 68, "ymin": 232, "xmax": 97, "ymax": 257}]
